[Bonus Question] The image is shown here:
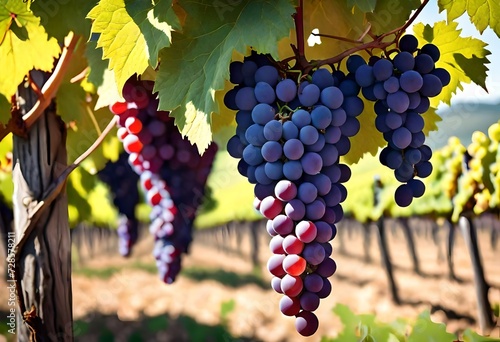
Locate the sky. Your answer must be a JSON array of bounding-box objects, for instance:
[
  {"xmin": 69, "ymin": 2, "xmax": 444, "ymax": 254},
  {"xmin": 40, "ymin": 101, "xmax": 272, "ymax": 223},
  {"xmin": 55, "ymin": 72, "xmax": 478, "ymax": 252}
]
[{"xmin": 413, "ymin": 1, "xmax": 500, "ymax": 105}]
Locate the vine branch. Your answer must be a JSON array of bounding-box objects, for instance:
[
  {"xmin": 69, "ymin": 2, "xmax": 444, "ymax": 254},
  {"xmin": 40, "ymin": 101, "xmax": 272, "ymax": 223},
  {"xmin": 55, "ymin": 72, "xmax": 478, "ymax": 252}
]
[
  {"xmin": 0, "ymin": 32, "xmax": 80, "ymax": 142},
  {"xmin": 291, "ymin": 0, "xmax": 309, "ymax": 70},
  {"xmin": 298, "ymin": 0, "xmax": 430, "ymax": 71}
]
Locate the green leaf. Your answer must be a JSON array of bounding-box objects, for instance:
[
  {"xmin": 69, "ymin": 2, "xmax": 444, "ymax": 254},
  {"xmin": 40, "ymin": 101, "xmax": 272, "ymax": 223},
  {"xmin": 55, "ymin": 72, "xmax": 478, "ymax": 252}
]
[
  {"xmin": 0, "ymin": 93, "xmax": 9, "ymax": 125},
  {"xmin": 413, "ymin": 20, "xmax": 491, "ymax": 107},
  {"xmin": 56, "ymin": 36, "xmax": 91, "ymax": 123},
  {"xmin": 0, "ymin": 0, "xmax": 61, "ymax": 99},
  {"xmin": 85, "ymin": 39, "xmax": 108, "ymax": 88},
  {"xmin": 56, "ymin": 82, "xmax": 88, "ymax": 122},
  {"xmin": 367, "ymin": 0, "xmax": 420, "ymax": 35},
  {"xmin": 347, "ymin": 0, "xmax": 377, "ymax": 13},
  {"xmin": 87, "ymin": 0, "xmax": 176, "ymax": 94},
  {"xmin": 463, "ymin": 328, "xmax": 500, "ymax": 341},
  {"xmin": 155, "ymin": 0, "xmax": 295, "ymax": 153},
  {"xmin": 66, "ymin": 96, "xmax": 119, "ymax": 173},
  {"xmin": 438, "ymin": 0, "xmax": 500, "ymax": 38},
  {"xmin": 408, "ymin": 311, "xmax": 455, "ymax": 342},
  {"xmin": 30, "ymin": 0, "xmax": 95, "ymax": 41}
]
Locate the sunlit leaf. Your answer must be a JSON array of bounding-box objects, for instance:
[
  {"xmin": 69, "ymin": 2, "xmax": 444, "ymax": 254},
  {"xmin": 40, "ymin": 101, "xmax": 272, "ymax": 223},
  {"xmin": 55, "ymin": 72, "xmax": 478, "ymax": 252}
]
[
  {"xmin": 413, "ymin": 21, "xmax": 491, "ymax": 107},
  {"xmin": 439, "ymin": 0, "xmax": 500, "ymax": 38},
  {"xmin": 0, "ymin": 0, "xmax": 60, "ymax": 100},
  {"xmin": 87, "ymin": 0, "xmax": 176, "ymax": 93}
]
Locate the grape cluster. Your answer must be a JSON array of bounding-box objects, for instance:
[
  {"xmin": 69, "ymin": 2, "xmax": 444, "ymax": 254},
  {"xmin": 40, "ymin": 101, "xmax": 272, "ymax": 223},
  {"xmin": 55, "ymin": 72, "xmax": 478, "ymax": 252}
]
[
  {"xmin": 351, "ymin": 34, "xmax": 450, "ymax": 207},
  {"xmin": 225, "ymin": 52, "xmax": 362, "ymax": 336},
  {"xmin": 110, "ymin": 77, "xmax": 217, "ymax": 283},
  {"xmin": 97, "ymin": 152, "xmax": 140, "ymax": 257}
]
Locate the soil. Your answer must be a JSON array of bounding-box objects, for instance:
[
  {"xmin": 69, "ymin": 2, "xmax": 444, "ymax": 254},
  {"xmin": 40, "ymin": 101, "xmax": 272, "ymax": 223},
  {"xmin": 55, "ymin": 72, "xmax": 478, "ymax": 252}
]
[{"xmin": 1, "ymin": 219, "xmax": 499, "ymax": 342}]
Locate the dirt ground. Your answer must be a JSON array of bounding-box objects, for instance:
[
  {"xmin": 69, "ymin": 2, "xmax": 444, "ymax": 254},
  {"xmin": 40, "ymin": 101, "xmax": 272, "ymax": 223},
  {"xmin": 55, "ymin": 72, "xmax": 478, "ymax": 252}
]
[{"xmin": 1, "ymin": 219, "xmax": 499, "ymax": 342}]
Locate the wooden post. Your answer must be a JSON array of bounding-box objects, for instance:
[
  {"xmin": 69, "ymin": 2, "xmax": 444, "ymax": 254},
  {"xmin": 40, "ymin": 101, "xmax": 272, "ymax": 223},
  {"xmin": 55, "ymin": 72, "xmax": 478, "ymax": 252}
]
[
  {"xmin": 362, "ymin": 222, "xmax": 372, "ymax": 263},
  {"xmin": 249, "ymin": 220, "xmax": 260, "ymax": 269},
  {"xmin": 13, "ymin": 81, "xmax": 73, "ymax": 341},
  {"xmin": 445, "ymin": 218, "xmax": 458, "ymax": 281},
  {"xmin": 400, "ymin": 217, "xmax": 421, "ymax": 275},
  {"xmin": 458, "ymin": 215, "xmax": 494, "ymax": 334},
  {"xmin": 375, "ymin": 217, "xmax": 401, "ymax": 305}
]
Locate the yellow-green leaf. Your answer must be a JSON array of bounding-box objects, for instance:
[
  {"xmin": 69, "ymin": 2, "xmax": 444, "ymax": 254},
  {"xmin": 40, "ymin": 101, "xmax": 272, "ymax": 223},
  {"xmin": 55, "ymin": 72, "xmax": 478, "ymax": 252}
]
[
  {"xmin": 87, "ymin": 0, "xmax": 175, "ymax": 94},
  {"xmin": 95, "ymin": 68, "xmax": 124, "ymax": 110},
  {"xmin": 0, "ymin": 0, "xmax": 60, "ymax": 100},
  {"xmin": 438, "ymin": 0, "xmax": 500, "ymax": 38},
  {"xmin": 343, "ymin": 97, "xmax": 387, "ymax": 164},
  {"xmin": 413, "ymin": 20, "xmax": 491, "ymax": 107}
]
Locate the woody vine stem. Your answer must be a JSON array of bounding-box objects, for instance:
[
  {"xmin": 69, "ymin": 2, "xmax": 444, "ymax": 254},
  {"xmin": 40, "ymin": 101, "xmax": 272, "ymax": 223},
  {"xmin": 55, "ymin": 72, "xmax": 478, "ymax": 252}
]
[{"xmin": 289, "ymin": 0, "xmax": 430, "ymax": 74}]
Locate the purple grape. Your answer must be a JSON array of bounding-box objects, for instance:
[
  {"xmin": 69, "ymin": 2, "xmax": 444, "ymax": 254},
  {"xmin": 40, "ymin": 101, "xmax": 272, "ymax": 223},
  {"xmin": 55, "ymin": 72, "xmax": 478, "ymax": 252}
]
[
  {"xmin": 320, "ymin": 86, "xmax": 344, "ymax": 109},
  {"xmin": 276, "ymin": 79, "xmax": 297, "ymax": 102},
  {"xmin": 295, "ymin": 311, "xmax": 319, "ymax": 337}
]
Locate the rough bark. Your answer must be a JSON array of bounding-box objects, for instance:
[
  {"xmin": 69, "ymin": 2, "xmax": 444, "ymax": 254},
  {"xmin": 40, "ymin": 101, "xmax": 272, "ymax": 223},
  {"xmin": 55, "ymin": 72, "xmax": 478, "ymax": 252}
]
[{"xmin": 13, "ymin": 84, "xmax": 72, "ymax": 341}]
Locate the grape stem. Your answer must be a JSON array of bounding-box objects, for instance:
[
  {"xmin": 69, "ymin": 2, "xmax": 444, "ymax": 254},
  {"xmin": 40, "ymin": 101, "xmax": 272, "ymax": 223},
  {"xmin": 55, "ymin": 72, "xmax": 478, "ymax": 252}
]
[
  {"xmin": 0, "ymin": 32, "xmax": 80, "ymax": 142},
  {"xmin": 291, "ymin": 0, "xmax": 309, "ymax": 70}
]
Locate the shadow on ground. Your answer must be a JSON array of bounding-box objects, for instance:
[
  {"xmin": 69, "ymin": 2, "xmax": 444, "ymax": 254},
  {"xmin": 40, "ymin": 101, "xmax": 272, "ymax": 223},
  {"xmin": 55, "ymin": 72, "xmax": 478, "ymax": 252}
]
[{"xmin": 72, "ymin": 311, "xmax": 261, "ymax": 342}]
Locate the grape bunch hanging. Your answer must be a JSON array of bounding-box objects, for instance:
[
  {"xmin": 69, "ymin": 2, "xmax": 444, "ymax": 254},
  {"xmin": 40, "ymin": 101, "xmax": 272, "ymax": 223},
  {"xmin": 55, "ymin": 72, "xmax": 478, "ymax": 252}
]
[
  {"xmin": 97, "ymin": 152, "xmax": 140, "ymax": 257},
  {"xmin": 224, "ymin": 34, "xmax": 449, "ymax": 336},
  {"xmin": 110, "ymin": 77, "xmax": 217, "ymax": 284},
  {"xmin": 351, "ymin": 34, "xmax": 450, "ymax": 206},
  {"xmin": 225, "ymin": 52, "xmax": 365, "ymax": 336}
]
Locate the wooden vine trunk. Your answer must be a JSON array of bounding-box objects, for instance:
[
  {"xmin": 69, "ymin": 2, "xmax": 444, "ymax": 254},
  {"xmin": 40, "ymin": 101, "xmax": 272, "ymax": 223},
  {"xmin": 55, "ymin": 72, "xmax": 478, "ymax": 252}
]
[{"xmin": 12, "ymin": 82, "xmax": 73, "ymax": 341}]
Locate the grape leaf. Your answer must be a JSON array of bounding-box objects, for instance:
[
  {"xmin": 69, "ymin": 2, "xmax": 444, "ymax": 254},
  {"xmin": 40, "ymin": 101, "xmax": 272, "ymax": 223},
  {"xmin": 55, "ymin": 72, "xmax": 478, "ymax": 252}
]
[
  {"xmin": 0, "ymin": 0, "xmax": 61, "ymax": 100},
  {"xmin": 463, "ymin": 328, "xmax": 500, "ymax": 342},
  {"xmin": 344, "ymin": 97, "xmax": 387, "ymax": 164},
  {"xmin": 87, "ymin": 0, "xmax": 176, "ymax": 94},
  {"xmin": 66, "ymin": 94, "xmax": 119, "ymax": 173},
  {"xmin": 408, "ymin": 311, "xmax": 455, "ymax": 342},
  {"xmin": 30, "ymin": 0, "xmax": 95, "ymax": 41},
  {"xmin": 413, "ymin": 21, "xmax": 491, "ymax": 107},
  {"xmin": 85, "ymin": 39, "xmax": 108, "ymax": 88},
  {"xmin": 438, "ymin": 0, "xmax": 500, "ymax": 38},
  {"xmin": 0, "ymin": 93, "xmax": 9, "ymax": 125},
  {"xmin": 282, "ymin": 0, "xmax": 366, "ymax": 62},
  {"xmin": 55, "ymin": 36, "xmax": 90, "ymax": 123},
  {"xmin": 423, "ymin": 106, "xmax": 441, "ymax": 135},
  {"xmin": 56, "ymin": 83, "xmax": 88, "ymax": 122},
  {"xmin": 367, "ymin": 0, "xmax": 420, "ymax": 35},
  {"xmin": 95, "ymin": 68, "xmax": 124, "ymax": 110},
  {"xmin": 155, "ymin": 0, "xmax": 295, "ymax": 153},
  {"xmin": 347, "ymin": 0, "xmax": 377, "ymax": 13}
]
